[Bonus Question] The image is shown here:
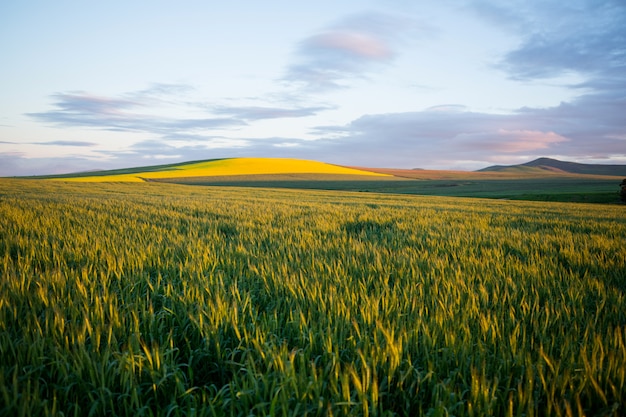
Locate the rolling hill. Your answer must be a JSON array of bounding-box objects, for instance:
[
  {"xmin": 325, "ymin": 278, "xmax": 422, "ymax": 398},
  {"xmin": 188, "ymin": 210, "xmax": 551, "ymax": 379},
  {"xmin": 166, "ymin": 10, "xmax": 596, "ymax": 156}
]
[
  {"xmin": 478, "ymin": 157, "xmax": 626, "ymax": 176},
  {"xmin": 41, "ymin": 158, "xmax": 390, "ymax": 182}
]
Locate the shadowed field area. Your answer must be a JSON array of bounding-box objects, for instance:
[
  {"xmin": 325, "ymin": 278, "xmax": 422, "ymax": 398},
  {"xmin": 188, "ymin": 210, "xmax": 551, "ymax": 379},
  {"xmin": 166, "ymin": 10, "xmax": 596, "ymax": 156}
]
[{"xmin": 154, "ymin": 173, "xmax": 623, "ymax": 203}]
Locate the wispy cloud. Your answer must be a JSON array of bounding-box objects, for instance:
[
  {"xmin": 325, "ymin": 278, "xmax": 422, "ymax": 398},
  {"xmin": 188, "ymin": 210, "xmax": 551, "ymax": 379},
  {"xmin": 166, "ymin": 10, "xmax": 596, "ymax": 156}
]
[
  {"xmin": 28, "ymin": 91, "xmax": 244, "ymax": 134},
  {"xmin": 129, "ymin": 83, "xmax": 197, "ymax": 100},
  {"xmin": 12, "ymin": 83, "xmax": 338, "ymax": 175},
  {"xmin": 27, "ymin": 85, "xmax": 331, "ymax": 143},
  {"xmin": 284, "ymin": 12, "xmax": 414, "ymax": 90},
  {"xmin": 212, "ymin": 104, "xmax": 330, "ymax": 121},
  {"xmin": 35, "ymin": 140, "xmax": 98, "ymax": 147}
]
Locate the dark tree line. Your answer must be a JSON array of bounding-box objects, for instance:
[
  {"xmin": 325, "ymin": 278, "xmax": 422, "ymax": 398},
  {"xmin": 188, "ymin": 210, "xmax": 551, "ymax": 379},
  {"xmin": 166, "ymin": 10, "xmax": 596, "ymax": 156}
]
[{"xmin": 621, "ymin": 179, "xmax": 626, "ymax": 202}]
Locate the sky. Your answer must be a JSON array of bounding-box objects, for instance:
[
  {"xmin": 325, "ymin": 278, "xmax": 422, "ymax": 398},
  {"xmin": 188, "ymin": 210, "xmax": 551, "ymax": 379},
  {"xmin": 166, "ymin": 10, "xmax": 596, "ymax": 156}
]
[{"xmin": 1, "ymin": 0, "xmax": 625, "ymax": 176}]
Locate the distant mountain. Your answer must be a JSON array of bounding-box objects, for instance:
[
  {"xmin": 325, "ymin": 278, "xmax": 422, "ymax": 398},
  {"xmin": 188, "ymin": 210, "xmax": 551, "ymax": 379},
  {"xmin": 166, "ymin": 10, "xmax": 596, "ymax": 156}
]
[{"xmin": 478, "ymin": 157, "xmax": 626, "ymax": 176}]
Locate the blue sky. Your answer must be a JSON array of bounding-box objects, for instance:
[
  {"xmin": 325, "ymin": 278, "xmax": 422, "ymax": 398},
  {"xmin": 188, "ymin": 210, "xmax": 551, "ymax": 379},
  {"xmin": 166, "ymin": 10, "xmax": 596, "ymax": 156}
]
[{"xmin": 1, "ymin": 0, "xmax": 624, "ymax": 175}]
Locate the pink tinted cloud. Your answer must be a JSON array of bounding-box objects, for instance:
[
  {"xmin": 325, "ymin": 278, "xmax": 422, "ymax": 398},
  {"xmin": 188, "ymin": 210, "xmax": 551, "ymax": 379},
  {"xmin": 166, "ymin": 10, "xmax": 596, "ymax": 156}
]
[
  {"xmin": 308, "ymin": 30, "xmax": 393, "ymax": 60},
  {"xmin": 284, "ymin": 11, "xmax": 411, "ymax": 90},
  {"xmin": 459, "ymin": 129, "xmax": 568, "ymax": 153}
]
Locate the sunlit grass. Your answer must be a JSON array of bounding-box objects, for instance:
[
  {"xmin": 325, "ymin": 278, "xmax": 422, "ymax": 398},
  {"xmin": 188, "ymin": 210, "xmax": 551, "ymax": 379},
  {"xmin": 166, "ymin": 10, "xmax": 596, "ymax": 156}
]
[
  {"xmin": 53, "ymin": 158, "xmax": 390, "ymax": 182},
  {"xmin": 1, "ymin": 179, "xmax": 624, "ymax": 416}
]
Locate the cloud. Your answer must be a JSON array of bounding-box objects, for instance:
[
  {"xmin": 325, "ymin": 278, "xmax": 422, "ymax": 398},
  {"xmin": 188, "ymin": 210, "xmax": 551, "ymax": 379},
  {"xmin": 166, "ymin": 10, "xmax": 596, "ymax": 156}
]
[
  {"xmin": 28, "ymin": 91, "xmax": 244, "ymax": 134},
  {"xmin": 129, "ymin": 83, "xmax": 196, "ymax": 100},
  {"xmin": 212, "ymin": 104, "xmax": 330, "ymax": 121},
  {"xmin": 307, "ymin": 94, "xmax": 625, "ymax": 169},
  {"xmin": 129, "ymin": 137, "xmax": 251, "ymax": 154},
  {"xmin": 456, "ymin": 130, "xmax": 568, "ymax": 153},
  {"xmin": 14, "ymin": 83, "xmax": 338, "ymax": 174},
  {"xmin": 27, "ymin": 84, "xmax": 332, "ymax": 139},
  {"xmin": 7, "ymin": 86, "xmax": 625, "ymax": 176},
  {"xmin": 468, "ymin": 1, "xmax": 533, "ymax": 33},
  {"xmin": 424, "ymin": 105, "xmax": 469, "ymax": 113},
  {"xmin": 305, "ymin": 31, "xmax": 393, "ymax": 61},
  {"xmin": 397, "ymin": 0, "xmax": 625, "ymax": 168},
  {"xmin": 471, "ymin": 0, "xmax": 626, "ymax": 160},
  {"xmin": 284, "ymin": 12, "xmax": 413, "ymax": 90},
  {"xmin": 35, "ymin": 140, "xmax": 98, "ymax": 147},
  {"xmin": 494, "ymin": 0, "xmax": 626, "ymax": 83},
  {"xmin": 15, "ymin": 80, "xmax": 626, "ymax": 176},
  {"xmin": 0, "ymin": 153, "xmax": 106, "ymax": 177}
]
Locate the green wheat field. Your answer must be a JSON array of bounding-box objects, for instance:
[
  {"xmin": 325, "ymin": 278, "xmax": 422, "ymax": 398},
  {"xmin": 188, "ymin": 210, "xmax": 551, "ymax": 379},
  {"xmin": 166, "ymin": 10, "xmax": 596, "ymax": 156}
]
[{"xmin": 1, "ymin": 179, "xmax": 625, "ymax": 416}]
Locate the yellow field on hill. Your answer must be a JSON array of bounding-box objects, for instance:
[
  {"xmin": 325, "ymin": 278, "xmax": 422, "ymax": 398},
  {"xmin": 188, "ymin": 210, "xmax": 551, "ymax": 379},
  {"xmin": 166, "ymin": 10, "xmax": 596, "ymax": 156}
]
[{"xmin": 55, "ymin": 158, "xmax": 390, "ymax": 182}]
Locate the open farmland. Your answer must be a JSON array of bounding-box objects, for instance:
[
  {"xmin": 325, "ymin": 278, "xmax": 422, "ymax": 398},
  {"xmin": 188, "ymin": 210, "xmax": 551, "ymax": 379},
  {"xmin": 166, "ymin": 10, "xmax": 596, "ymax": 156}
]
[
  {"xmin": 1, "ymin": 179, "xmax": 625, "ymax": 416},
  {"xmin": 29, "ymin": 157, "xmax": 624, "ymax": 204}
]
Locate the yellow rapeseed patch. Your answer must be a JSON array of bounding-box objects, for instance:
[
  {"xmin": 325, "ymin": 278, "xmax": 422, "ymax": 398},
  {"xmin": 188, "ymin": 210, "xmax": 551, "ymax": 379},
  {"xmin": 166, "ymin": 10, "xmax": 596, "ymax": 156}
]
[{"xmin": 54, "ymin": 158, "xmax": 389, "ymax": 182}]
